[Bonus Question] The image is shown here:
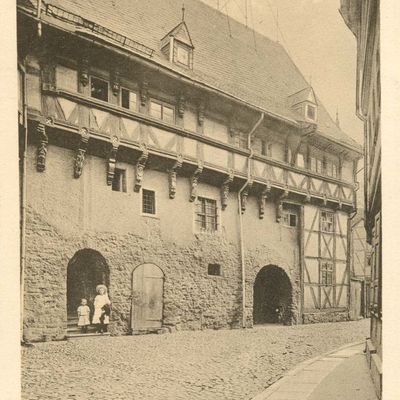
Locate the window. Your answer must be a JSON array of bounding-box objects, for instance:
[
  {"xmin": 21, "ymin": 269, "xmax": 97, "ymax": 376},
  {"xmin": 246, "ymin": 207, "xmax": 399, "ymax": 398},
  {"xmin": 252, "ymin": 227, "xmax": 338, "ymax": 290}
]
[
  {"xmin": 150, "ymin": 100, "xmax": 175, "ymax": 123},
  {"xmin": 90, "ymin": 77, "xmax": 108, "ymax": 102},
  {"xmin": 261, "ymin": 140, "xmax": 272, "ymax": 157},
  {"xmin": 282, "ymin": 212, "xmax": 297, "ymax": 227},
  {"xmin": 208, "ymin": 263, "xmax": 222, "ymax": 276},
  {"xmin": 121, "ymin": 88, "xmax": 137, "ymax": 111},
  {"xmin": 196, "ymin": 197, "xmax": 218, "ymax": 232},
  {"xmin": 310, "ymin": 156, "xmax": 323, "ymax": 174},
  {"xmin": 306, "ymin": 104, "xmax": 316, "ymax": 121},
  {"xmin": 320, "ymin": 262, "xmax": 333, "ymax": 285},
  {"xmin": 142, "ymin": 189, "xmax": 156, "ymax": 215},
  {"xmin": 112, "ymin": 169, "xmax": 126, "ymax": 192},
  {"xmin": 176, "ymin": 44, "xmax": 190, "ymax": 67},
  {"xmin": 321, "ymin": 211, "xmax": 334, "ymax": 232},
  {"xmin": 326, "ymin": 160, "xmax": 339, "ymax": 178}
]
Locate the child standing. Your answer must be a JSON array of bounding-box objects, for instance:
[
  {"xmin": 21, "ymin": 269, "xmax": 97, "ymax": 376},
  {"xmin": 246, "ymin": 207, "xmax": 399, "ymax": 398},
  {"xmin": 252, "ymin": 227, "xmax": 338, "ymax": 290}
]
[
  {"xmin": 92, "ymin": 284, "xmax": 111, "ymax": 333},
  {"xmin": 77, "ymin": 299, "xmax": 90, "ymax": 333}
]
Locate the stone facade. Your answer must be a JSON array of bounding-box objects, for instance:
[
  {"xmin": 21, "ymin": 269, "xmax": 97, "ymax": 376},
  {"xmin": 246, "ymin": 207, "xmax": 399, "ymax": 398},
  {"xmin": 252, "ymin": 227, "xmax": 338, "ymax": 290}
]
[{"xmin": 23, "ymin": 144, "xmax": 306, "ymax": 341}]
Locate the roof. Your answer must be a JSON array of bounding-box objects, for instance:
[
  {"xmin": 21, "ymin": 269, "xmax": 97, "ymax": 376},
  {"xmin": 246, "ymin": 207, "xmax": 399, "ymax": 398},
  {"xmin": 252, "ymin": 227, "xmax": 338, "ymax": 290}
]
[{"xmin": 19, "ymin": 0, "xmax": 362, "ymax": 152}]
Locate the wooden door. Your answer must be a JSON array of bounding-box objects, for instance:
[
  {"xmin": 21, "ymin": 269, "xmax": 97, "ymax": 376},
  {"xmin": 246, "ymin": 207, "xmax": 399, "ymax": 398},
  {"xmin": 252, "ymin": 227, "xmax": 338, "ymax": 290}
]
[{"xmin": 131, "ymin": 264, "xmax": 164, "ymax": 331}]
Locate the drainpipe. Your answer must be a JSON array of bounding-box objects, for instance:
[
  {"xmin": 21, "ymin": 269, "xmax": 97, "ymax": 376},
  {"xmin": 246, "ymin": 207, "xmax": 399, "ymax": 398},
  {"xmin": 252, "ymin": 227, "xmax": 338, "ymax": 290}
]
[
  {"xmin": 37, "ymin": 0, "xmax": 42, "ymax": 37},
  {"xmin": 238, "ymin": 112, "xmax": 264, "ymax": 328}
]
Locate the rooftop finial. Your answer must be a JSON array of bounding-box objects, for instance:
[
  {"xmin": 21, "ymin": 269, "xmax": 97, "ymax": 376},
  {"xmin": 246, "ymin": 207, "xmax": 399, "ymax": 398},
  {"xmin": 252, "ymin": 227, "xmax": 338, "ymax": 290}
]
[
  {"xmin": 182, "ymin": 3, "xmax": 185, "ymax": 21},
  {"xmin": 336, "ymin": 107, "xmax": 340, "ymax": 127}
]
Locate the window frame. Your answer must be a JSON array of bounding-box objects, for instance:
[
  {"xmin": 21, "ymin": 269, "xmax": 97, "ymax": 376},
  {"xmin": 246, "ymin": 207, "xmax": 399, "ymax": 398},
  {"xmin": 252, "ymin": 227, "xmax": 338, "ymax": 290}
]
[
  {"xmin": 149, "ymin": 98, "xmax": 175, "ymax": 124},
  {"xmin": 195, "ymin": 196, "xmax": 218, "ymax": 233},
  {"xmin": 306, "ymin": 104, "xmax": 317, "ymax": 121},
  {"xmin": 120, "ymin": 86, "xmax": 138, "ymax": 112},
  {"xmin": 321, "ymin": 210, "xmax": 335, "ymax": 233},
  {"xmin": 90, "ymin": 75, "xmax": 109, "ymax": 102},
  {"xmin": 320, "ymin": 261, "xmax": 334, "ymax": 286},
  {"xmin": 281, "ymin": 211, "xmax": 297, "ymax": 228},
  {"xmin": 111, "ymin": 168, "xmax": 127, "ymax": 193},
  {"xmin": 141, "ymin": 188, "xmax": 157, "ymax": 216},
  {"xmin": 175, "ymin": 43, "xmax": 191, "ymax": 67}
]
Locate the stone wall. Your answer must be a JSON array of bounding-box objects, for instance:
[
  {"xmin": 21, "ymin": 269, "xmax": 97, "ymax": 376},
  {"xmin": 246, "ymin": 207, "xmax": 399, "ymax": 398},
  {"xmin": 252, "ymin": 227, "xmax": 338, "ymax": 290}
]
[
  {"xmin": 23, "ymin": 142, "xmax": 347, "ymax": 341},
  {"xmin": 302, "ymin": 310, "xmax": 349, "ymax": 324}
]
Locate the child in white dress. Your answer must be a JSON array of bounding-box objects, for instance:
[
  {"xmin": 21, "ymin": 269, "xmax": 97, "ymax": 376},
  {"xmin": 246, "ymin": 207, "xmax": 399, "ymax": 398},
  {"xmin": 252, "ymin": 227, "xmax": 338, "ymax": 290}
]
[
  {"xmin": 92, "ymin": 284, "xmax": 111, "ymax": 333},
  {"xmin": 77, "ymin": 299, "xmax": 90, "ymax": 333}
]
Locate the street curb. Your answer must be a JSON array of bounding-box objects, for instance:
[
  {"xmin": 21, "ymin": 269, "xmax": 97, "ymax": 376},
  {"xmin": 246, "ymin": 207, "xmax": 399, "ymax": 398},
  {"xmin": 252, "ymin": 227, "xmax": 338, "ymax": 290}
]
[{"xmin": 251, "ymin": 339, "xmax": 366, "ymax": 400}]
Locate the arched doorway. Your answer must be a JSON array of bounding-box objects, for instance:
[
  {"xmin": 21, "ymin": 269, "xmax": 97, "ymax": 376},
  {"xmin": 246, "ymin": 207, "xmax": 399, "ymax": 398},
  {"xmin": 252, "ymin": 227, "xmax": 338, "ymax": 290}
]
[
  {"xmin": 67, "ymin": 249, "xmax": 110, "ymax": 320},
  {"xmin": 131, "ymin": 263, "xmax": 164, "ymax": 333},
  {"xmin": 253, "ymin": 265, "xmax": 293, "ymax": 325}
]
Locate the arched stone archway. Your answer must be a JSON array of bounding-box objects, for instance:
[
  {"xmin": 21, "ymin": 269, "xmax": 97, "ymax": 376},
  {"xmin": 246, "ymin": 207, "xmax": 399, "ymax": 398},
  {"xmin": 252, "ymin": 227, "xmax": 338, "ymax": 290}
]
[
  {"xmin": 253, "ymin": 265, "xmax": 293, "ymax": 325},
  {"xmin": 67, "ymin": 249, "xmax": 110, "ymax": 318}
]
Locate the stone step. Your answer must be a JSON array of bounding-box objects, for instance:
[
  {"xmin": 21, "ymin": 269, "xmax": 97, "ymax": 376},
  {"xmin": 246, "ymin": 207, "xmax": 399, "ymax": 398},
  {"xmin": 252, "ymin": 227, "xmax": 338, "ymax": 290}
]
[{"xmin": 67, "ymin": 332, "xmax": 111, "ymax": 339}]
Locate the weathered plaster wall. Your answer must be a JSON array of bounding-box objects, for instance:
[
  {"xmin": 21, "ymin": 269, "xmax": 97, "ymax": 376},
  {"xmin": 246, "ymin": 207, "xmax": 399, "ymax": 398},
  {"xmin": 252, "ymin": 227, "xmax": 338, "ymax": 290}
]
[{"xmin": 23, "ymin": 143, "xmax": 340, "ymax": 341}]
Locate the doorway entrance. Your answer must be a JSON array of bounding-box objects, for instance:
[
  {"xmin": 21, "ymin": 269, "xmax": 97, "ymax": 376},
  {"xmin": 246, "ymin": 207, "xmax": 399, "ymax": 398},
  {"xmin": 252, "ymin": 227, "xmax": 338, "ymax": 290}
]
[
  {"xmin": 253, "ymin": 265, "xmax": 293, "ymax": 325},
  {"xmin": 131, "ymin": 263, "xmax": 164, "ymax": 332},
  {"xmin": 67, "ymin": 249, "xmax": 110, "ymax": 320}
]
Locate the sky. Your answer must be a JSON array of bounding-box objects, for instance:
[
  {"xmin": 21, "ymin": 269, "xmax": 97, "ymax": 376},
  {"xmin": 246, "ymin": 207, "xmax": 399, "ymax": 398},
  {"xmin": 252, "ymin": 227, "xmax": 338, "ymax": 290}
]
[{"xmin": 200, "ymin": 0, "xmax": 364, "ymax": 145}]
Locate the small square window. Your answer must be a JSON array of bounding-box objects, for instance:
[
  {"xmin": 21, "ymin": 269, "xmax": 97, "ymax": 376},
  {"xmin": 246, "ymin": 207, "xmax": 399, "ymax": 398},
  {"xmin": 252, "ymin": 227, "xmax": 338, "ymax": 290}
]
[
  {"xmin": 208, "ymin": 263, "xmax": 221, "ymax": 276},
  {"xmin": 91, "ymin": 77, "xmax": 108, "ymax": 102},
  {"xmin": 112, "ymin": 169, "xmax": 127, "ymax": 192},
  {"xmin": 142, "ymin": 189, "xmax": 156, "ymax": 215},
  {"xmin": 121, "ymin": 88, "xmax": 137, "ymax": 111},
  {"xmin": 282, "ymin": 212, "xmax": 297, "ymax": 227},
  {"xmin": 150, "ymin": 101, "xmax": 162, "ymax": 119}
]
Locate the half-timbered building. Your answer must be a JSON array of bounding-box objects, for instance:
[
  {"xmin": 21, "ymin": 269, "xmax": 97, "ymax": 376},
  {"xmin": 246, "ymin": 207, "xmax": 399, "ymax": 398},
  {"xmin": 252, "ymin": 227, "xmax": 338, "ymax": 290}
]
[
  {"xmin": 18, "ymin": 0, "xmax": 362, "ymax": 342},
  {"xmin": 340, "ymin": 0, "xmax": 381, "ymax": 397}
]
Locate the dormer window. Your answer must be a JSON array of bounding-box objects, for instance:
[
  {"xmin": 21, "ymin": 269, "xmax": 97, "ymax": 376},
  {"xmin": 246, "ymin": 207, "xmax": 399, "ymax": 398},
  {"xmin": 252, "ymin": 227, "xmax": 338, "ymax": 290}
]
[
  {"xmin": 161, "ymin": 21, "xmax": 194, "ymax": 69},
  {"xmin": 176, "ymin": 44, "xmax": 190, "ymax": 66},
  {"xmin": 306, "ymin": 104, "xmax": 317, "ymax": 121},
  {"xmin": 288, "ymin": 87, "xmax": 318, "ymax": 123}
]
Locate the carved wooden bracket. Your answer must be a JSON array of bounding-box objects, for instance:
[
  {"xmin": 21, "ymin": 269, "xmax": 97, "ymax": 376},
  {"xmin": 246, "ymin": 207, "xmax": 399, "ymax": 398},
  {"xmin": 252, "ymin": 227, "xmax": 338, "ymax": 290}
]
[
  {"xmin": 140, "ymin": 78, "xmax": 149, "ymax": 107},
  {"xmin": 276, "ymin": 190, "xmax": 289, "ymax": 222},
  {"xmin": 177, "ymin": 94, "xmax": 185, "ymax": 118},
  {"xmin": 79, "ymin": 56, "xmax": 89, "ymax": 87},
  {"xmin": 74, "ymin": 128, "xmax": 90, "ymax": 179},
  {"xmin": 303, "ymin": 192, "xmax": 311, "ymax": 203},
  {"xmin": 323, "ymin": 194, "xmax": 328, "ymax": 206},
  {"xmin": 240, "ymin": 180, "xmax": 253, "ymax": 214},
  {"xmin": 197, "ymin": 100, "xmax": 205, "ymax": 126},
  {"xmin": 134, "ymin": 145, "xmax": 149, "ymax": 192},
  {"xmin": 111, "ymin": 70, "xmax": 120, "ymax": 96},
  {"xmin": 220, "ymin": 170, "xmax": 234, "ymax": 210},
  {"xmin": 36, "ymin": 123, "xmax": 48, "ymax": 172},
  {"xmin": 168, "ymin": 155, "xmax": 183, "ymax": 199},
  {"xmin": 189, "ymin": 162, "xmax": 204, "ymax": 202},
  {"xmin": 258, "ymin": 184, "xmax": 271, "ymax": 219},
  {"xmin": 106, "ymin": 136, "xmax": 120, "ymax": 185}
]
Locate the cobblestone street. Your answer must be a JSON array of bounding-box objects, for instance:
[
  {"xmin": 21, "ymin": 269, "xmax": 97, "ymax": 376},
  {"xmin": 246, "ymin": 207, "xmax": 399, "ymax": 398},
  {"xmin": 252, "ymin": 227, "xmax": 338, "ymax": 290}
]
[{"xmin": 22, "ymin": 319, "xmax": 369, "ymax": 400}]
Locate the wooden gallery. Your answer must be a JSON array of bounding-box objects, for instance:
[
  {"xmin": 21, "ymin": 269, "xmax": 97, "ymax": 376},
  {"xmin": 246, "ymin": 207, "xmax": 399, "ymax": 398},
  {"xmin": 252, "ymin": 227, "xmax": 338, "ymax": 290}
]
[{"xmin": 18, "ymin": 0, "xmax": 362, "ymax": 341}]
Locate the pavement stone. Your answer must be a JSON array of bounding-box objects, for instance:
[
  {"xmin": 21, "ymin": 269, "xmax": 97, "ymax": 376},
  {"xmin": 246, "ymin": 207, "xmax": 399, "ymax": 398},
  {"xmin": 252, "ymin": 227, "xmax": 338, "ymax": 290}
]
[{"xmin": 22, "ymin": 319, "xmax": 369, "ymax": 400}]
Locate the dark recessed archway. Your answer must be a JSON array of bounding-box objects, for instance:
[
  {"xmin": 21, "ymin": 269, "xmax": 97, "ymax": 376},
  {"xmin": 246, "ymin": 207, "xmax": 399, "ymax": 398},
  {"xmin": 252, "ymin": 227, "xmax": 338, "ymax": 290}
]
[
  {"xmin": 253, "ymin": 265, "xmax": 293, "ymax": 325},
  {"xmin": 67, "ymin": 249, "xmax": 110, "ymax": 317}
]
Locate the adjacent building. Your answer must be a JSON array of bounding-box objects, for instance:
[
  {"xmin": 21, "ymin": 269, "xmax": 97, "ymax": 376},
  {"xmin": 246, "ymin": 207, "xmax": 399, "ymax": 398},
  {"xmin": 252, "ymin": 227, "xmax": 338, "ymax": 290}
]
[
  {"xmin": 18, "ymin": 0, "xmax": 362, "ymax": 342},
  {"xmin": 340, "ymin": 0, "xmax": 381, "ymax": 397}
]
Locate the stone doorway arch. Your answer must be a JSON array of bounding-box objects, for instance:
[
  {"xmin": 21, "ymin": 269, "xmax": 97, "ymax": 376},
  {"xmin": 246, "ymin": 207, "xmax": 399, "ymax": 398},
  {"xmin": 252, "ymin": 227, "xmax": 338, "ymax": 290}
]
[
  {"xmin": 253, "ymin": 265, "xmax": 293, "ymax": 325},
  {"xmin": 67, "ymin": 249, "xmax": 110, "ymax": 319}
]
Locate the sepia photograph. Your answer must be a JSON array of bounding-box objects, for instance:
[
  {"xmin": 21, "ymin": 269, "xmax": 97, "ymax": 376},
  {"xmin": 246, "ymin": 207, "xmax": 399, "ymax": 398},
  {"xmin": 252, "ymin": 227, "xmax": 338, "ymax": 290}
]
[{"xmin": 2, "ymin": 0, "xmax": 398, "ymax": 398}]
